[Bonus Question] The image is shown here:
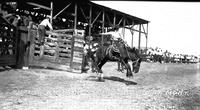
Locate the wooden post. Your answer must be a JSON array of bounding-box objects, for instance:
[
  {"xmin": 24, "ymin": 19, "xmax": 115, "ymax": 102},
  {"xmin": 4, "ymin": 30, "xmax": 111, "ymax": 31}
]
[
  {"xmin": 113, "ymin": 12, "xmax": 116, "ymax": 27},
  {"xmin": 28, "ymin": 24, "xmax": 35, "ymax": 67},
  {"xmin": 88, "ymin": 5, "xmax": 92, "ymax": 62},
  {"xmin": 50, "ymin": 2, "xmax": 53, "ymax": 24},
  {"xmin": 123, "ymin": 17, "xmax": 125, "ymax": 39},
  {"xmin": 146, "ymin": 23, "xmax": 149, "ymax": 54},
  {"xmin": 88, "ymin": 5, "xmax": 92, "ymax": 42},
  {"xmin": 23, "ymin": 22, "xmax": 33, "ymax": 69},
  {"xmin": 74, "ymin": 3, "xmax": 77, "ymax": 30},
  {"xmin": 70, "ymin": 3, "xmax": 77, "ymax": 69},
  {"xmin": 141, "ymin": 23, "xmax": 148, "ymax": 54},
  {"xmin": 138, "ymin": 24, "xmax": 141, "ymax": 50},
  {"xmin": 101, "ymin": 10, "xmax": 105, "ymax": 47},
  {"xmin": 131, "ymin": 21, "xmax": 134, "ymax": 48},
  {"xmin": 16, "ymin": 27, "xmax": 21, "ymax": 69}
]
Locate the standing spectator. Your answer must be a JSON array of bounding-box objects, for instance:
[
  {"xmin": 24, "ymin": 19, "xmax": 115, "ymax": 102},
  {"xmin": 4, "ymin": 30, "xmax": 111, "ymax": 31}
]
[{"xmin": 38, "ymin": 15, "xmax": 53, "ymax": 45}]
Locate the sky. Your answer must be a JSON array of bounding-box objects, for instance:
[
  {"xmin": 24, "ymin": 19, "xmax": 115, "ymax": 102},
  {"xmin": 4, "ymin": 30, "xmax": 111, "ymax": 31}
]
[{"xmin": 92, "ymin": 1, "xmax": 200, "ymax": 56}]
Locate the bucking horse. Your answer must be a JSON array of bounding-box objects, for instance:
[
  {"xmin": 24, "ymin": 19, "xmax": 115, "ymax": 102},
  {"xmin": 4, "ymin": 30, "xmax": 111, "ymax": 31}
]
[{"xmin": 90, "ymin": 38, "xmax": 142, "ymax": 81}]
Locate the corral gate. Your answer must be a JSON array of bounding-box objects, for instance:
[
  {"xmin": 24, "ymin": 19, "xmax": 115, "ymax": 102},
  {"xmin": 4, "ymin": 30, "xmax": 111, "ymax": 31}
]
[
  {"xmin": 28, "ymin": 25, "xmax": 85, "ymax": 73},
  {"xmin": 0, "ymin": 22, "xmax": 18, "ymax": 67}
]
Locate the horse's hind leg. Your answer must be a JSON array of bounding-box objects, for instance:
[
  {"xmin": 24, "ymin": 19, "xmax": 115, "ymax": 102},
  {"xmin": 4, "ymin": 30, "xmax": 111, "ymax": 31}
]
[{"xmin": 98, "ymin": 58, "xmax": 107, "ymax": 73}]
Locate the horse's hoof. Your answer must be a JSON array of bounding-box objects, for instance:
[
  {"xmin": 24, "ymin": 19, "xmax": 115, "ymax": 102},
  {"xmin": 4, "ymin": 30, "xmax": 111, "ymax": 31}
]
[
  {"xmin": 97, "ymin": 77, "xmax": 101, "ymax": 81},
  {"xmin": 99, "ymin": 78, "xmax": 105, "ymax": 82},
  {"xmin": 101, "ymin": 79, "xmax": 105, "ymax": 82},
  {"xmin": 97, "ymin": 77, "xmax": 105, "ymax": 82},
  {"xmin": 125, "ymin": 82, "xmax": 131, "ymax": 85},
  {"xmin": 126, "ymin": 74, "xmax": 133, "ymax": 78}
]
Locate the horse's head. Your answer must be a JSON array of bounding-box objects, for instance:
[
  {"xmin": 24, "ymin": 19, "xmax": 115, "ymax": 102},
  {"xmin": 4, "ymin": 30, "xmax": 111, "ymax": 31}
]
[{"xmin": 129, "ymin": 47, "xmax": 142, "ymax": 73}]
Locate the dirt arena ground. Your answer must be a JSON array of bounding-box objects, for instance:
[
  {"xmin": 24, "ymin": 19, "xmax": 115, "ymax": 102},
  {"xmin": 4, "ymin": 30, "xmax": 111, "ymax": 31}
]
[{"xmin": 0, "ymin": 62, "xmax": 200, "ymax": 110}]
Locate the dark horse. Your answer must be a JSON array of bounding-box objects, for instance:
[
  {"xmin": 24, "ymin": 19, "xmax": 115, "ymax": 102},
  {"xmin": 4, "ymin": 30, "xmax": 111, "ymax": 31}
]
[{"xmin": 91, "ymin": 39, "xmax": 142, "ymax": 80}]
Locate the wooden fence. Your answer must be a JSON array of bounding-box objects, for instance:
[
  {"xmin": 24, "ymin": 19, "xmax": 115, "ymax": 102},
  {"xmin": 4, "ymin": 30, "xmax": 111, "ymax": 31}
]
[
  {"xmin": 28, "ymin": 25, "xmax": 85, "ymax": 73},
  {"xmin": 0, "ymin": 21, "xmax": 85, "ymax": 73}
]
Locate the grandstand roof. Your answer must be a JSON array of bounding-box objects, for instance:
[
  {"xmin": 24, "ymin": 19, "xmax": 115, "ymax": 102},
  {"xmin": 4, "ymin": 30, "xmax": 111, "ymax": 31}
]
[{"xmin": 3, "ymin": 0, "xmax": 149, "ymax": 27}]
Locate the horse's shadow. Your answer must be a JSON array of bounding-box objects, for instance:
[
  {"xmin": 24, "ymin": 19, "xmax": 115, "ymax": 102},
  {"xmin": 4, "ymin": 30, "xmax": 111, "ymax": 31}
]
[{"xmin": 85, "ymin": 75, "xmax": 137, "ymax": 85}]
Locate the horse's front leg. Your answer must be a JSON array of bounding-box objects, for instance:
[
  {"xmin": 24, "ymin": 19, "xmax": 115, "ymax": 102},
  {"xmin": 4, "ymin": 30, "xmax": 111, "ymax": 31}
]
[{"xmin": 121, "ymin": 59, "xmax": 132, "ymax": 77}]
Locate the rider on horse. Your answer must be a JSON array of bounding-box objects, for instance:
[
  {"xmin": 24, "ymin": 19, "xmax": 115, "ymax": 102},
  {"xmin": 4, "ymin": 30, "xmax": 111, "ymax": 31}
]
[{"xmin": 103, "ymin": 27, "xmax": 124, "ymax": 61}]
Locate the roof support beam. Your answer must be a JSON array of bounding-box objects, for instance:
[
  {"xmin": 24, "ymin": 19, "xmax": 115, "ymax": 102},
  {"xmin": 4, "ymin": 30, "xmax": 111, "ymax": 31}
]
[
  {"xmin": 101, "ymin": 10, "xmax": 105, "ymax": 47},
  {"xmin": 50, "ymin": 2, "xmax": 53, "ymax": 24},
  {"xmin": 92, "ymin": 11, "xmax": 102, "ymax": 25},
  {"xmin": 131, "ymin": 21, "xmax": 134, "ymax": 48},
  {"xmin": 27, "ymin": 2, "xmax": 52, "ymax": 10},
  {"xmin": 105, "ymin": 13, "xmax": 112, "ymax": 27},
  {"xmin": 113, "ymin": 12, "xmax": 116, "ymax": 27},
  {"xmin": 142, "ymin": 24, "xmax": 147, "ymax": 38},
  {"xmin": 125, "ymin": 26, "xmax": 147, "ymax": 34},
  {"xmin": 122, "ymin": 17, "xmax": 125, "ymax": 39},
  {"xmin": 80, "ymin": 6, "xmax": 89, "ymax": 23},
  {"xmin": 138, "ymin": 24, "xmax": 141, "ymax": 50},
  {"xmin": 125, "ymin": 18, "xmax": 131, "ymax": 26},
  {"xmin": 117, "ymin": 17, "xmax": 123, "ymax": 26},
  {"xmin": 53, "ymin": 3, "xmax": 71, "ymax": 19}
]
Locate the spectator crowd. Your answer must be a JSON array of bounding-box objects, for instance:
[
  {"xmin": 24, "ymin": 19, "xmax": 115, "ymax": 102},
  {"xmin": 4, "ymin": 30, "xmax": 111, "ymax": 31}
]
[{"xmin": 140, "ymin": 47, "xmax": 199, "ymax": 64}]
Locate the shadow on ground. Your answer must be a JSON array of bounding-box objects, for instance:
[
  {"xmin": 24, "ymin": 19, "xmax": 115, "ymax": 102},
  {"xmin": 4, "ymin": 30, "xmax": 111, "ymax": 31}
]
[{"xmin": 85, "ymin": 75, "xmax": 137, "ymax": 85}]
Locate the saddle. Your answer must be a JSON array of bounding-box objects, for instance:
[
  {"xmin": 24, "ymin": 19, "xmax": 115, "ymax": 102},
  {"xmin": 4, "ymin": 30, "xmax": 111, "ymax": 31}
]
[{"xmin": 106, "ymin": 44, "xmax": 121, "ymax": 61}]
